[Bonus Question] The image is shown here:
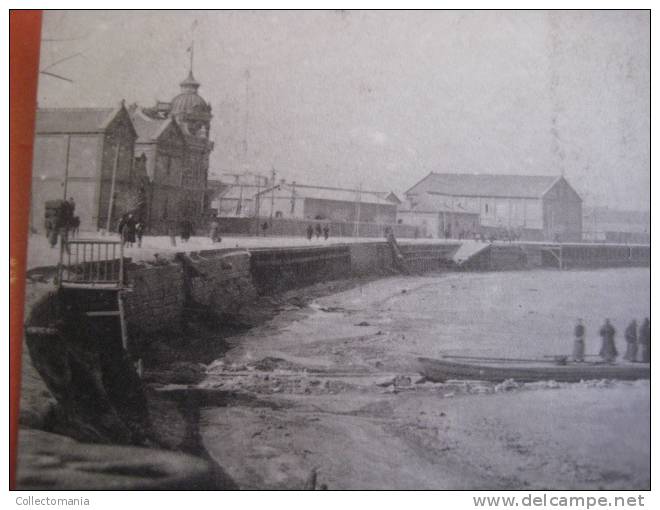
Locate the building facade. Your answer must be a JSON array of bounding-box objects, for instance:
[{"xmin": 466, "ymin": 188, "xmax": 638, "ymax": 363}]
[
  {"xmin": 402, "ymin": 173, "xmax": 582, "ymax": 241},
  {"xmin": 139, "ymin": 71, "xmax": 214, "ymax": 232},
  {"xmin": 129, "ymin": 108, "xmax": 188, "ymax": 233},
  {"xmin": 30, "ymin": 104, "xmax": 139, "ymax": 233},
  {"xmin": 215, "ymin": 181, "xmax": 398, "ymax": 224}
]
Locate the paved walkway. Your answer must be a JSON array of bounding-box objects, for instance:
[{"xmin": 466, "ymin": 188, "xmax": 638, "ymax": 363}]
[{"xmin": 25, "ymin": 231, "xmax": 459, "ymax": 270}]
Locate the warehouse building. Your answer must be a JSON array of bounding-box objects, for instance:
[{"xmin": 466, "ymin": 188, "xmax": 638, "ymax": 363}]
[
  {"xmin": 402, "ymin": 173, "xmax": 583, "ymax": 241},
  {"xmin": 30, "ymin": 102, "xmax": 139, "ymax": 233}
]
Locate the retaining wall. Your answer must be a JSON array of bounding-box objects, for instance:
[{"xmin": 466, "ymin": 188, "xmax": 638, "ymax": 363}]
[
  {"xmin": 124, "ymin": 261, "xmax": 185, "ymax": 335},
  {"xmin": 59, "ymin": 240, "xmax": 649, "ymax": 337},
  {"xmin": 184, "ymin": 249, "xmax": 256, "ymax": 315},
  {"xmin": 462, "ymin": 243, "xmax": 650, "ymax": 271},
  {"xmin": 122, "ymin": 249, "xmax": 254, "ymax": 336},
  {"xmin": 250, "ymin": 245, "xmax": 352, "ymax": 295}
]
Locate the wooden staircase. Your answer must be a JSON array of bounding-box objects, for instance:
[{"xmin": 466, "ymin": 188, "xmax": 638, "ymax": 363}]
[{"xmin": 55, "ymin": 239, "xmax": 131, "ymax": 352}]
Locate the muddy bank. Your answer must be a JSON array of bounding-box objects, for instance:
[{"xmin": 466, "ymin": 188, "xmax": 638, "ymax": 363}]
[
  {"xmin": 198, "ymin": 269, "xmax": 650, "ymax": 490},
  {"xmin": 18, "ymin": 268, "xmax": 650, "ymax": 489},
  {"xmin": 17, "ymin": 275, "xmax": 379, "ymax": 490}
]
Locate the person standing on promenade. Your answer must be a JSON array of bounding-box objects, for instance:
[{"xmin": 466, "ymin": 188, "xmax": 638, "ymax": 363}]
[
  {"xmin": 306, "ymin": 224, "xmax": 314, "ymax": 241},
  {"xmin": 573, "ymin": 319, "xmax": 586, "ymax": 362},
  {"xmin": 135, "ymin": 221, "xmax": 144, "ymax": 248},
  {"xmin": 599, "ymin": 319, "xmax": 618, "ymax": 363},
  {"xmin": 624, "ymin": 319, "xmax": 638, "ymax": 361},
  {"xmin": 638, "ymin": 318, "xmax": 650, "ymax": 363}
]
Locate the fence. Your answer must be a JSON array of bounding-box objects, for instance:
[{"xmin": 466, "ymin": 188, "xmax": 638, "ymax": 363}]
[{"xmin": 57, "ymin": 239, "xmax": 125, "ymax": 287}]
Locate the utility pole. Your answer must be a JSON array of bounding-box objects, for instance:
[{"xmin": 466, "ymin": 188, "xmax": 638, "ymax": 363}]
[
  {"xmin": 105, "ymin": 143, "xmax": 121, "ymax": 233},
  {"xmin": 270, "ymin": 167, "xmax": 276, "ymax": 222},
  {"xmin": 354, "ymin": 182, "xmax": 362, "ymax": 237},
  {"xmin": 254, "ymin": 173, "xmax": 261, "ymax": 236},
  {"xmin": 62, "ymin": 135, "xmax": 71, "ymax": 200},
  {"xmin": 243, "ymin": 69, "xmax": 250, "ymax": 162}
]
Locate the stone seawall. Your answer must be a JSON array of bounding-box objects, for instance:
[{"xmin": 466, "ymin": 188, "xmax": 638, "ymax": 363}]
[
  {"xmin": 122, "ymin": 249, "xmax": 255, "ymax": 337},
  {"xmin": 74, "ymin": 240, "xmax": 650, "ymax": 337},
  {"xmin": 124, "ymin": 261, "xmax": 185, "ymax": 335}
]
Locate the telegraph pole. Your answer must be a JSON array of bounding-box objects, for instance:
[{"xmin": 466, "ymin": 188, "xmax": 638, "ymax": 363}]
[
  {"xmin": 270, "ymin": 167, "xmax": 276, "ymax": 222},
  {"xmin": 254, "ymin": 173, "xmax": 261, "ymax": 236},
  {"xmin": 354, "ymin": 182, "xmax": 362, "ymax": 237},
  {"xmin": 105, "ymin": 143, "xmax": 121, "ymax": 233}
]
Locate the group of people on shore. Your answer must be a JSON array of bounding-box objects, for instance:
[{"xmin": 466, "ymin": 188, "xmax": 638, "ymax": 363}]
[
  {"xmin": 306, "ymin": 223, "xmax": 330, "ymax": 240},
  {"xmin": 117, "ymin": 213, "xmax": 145, "ymax": 248},
  {"xmin": 573, "ymin": 318, "xmax": 650, "ymax": 364}
]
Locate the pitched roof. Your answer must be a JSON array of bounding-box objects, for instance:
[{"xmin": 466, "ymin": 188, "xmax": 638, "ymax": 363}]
[
  {"xmin": 130, "ymin": 110, "xmax": 179, "ymax": 144},
  {"xmin": 36, "ymin": 107, "xmax": 120, "ymax": 134},
  {"xmin": 281, "ymin": 183, "xmax": 396, "ymax": 206},
  {"xmin": 406, "ymin": 173, "xmax": 561, "ymax": 199},
  {"xmin": 219, "ymin": 183, "xmax": 396, "ymax": 206}
]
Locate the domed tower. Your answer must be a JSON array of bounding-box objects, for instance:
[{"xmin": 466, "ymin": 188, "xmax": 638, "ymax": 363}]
[{"xmin": 170, "ymin": 70, "xmax": 212, "ymax": 138}]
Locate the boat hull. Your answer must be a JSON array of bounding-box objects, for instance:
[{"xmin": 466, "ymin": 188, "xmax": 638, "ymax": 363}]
[{"xmin": 418, "ymin": 357, "xmax": 650, "ymax": 383}]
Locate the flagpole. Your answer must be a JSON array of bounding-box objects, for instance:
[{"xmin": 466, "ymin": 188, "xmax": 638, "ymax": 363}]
[{"xmin": 189, "ymin": 40, "xmax": 194, "ymax": 74}]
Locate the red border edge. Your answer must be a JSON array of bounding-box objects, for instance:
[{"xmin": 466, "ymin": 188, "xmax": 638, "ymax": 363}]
[{"xmin": 10, "ymin": 10, "xmax": 42, "ymax": 490}]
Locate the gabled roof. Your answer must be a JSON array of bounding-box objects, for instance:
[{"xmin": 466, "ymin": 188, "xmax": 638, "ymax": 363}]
[
  {"xmin": 374, "ymin": 191, "xmax": 402, "ymax": 204},
  {"xmin": 36, "ymin": 106, "xmax": 133, "ymax": 135},
  {"xmin": 219, "ymin": 182, "xmax": 396, "ymax": 206},
  {"xmin": 282, "ymin": 183, "xmax": 397, "ymax": 206},
  {"xmin": 405, "ymin": 172, "xmax": 562, "ymax": 199},
  {"xmin": 130, "ymin": 109, "xmax": 183, "ymax": 144}
]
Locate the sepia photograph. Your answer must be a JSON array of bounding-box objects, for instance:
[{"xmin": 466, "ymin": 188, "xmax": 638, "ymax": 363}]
[{"xmin": 12, "ymin": 9, "xmax": 650, "ymax": 491}]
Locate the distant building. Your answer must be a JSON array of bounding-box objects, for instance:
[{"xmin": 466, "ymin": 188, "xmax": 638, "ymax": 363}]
[
  {"xmin": 397, "ymin": 192, "xmax": 479, "ymax": 239},
  {"xmin": 582, "ymin": 207, "xmax": 650, "ymax": 243},
  {"xmin": 30, "ymin": 103, "xmax": 139, "ymax": 233},
  {"xmin": 138, "ymin": 70, "xmax": 214, "ymax": 231},
  {"xmin": 215, "ymin": 180, "xmax": 399, "ymax": 224},
  {"xmin": 402, "ymin": 173, "xmax": 582, "ymax": 241}
]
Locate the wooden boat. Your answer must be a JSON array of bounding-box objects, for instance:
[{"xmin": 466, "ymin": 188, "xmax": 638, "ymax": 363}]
[{"xmin": 418, "ymin": 356, "xmax": 650, "ymax": 383}]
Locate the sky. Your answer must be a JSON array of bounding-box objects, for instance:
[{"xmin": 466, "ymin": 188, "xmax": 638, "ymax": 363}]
[{"xmin": 37, "ymin": 10, "xmax": 650, "ymax": 210}]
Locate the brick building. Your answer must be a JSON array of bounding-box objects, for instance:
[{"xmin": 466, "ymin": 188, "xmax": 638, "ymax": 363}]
[
  {"xmin": 30, "ymin": 103, "xmax": 139, "ymax": 233},
  {"xmin": 138, "ymin": 71, "xmax": 214, "ymax": 232},
  {"xmin": 129, "ymin": 108, "xmax": 187, "ymax": 233}
]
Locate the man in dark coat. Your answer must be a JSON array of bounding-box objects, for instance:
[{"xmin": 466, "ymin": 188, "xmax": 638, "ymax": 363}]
[
  {"xmin": 306, "ymin": 224, "xmax": 314, "ymax": 241},
  {"xmin": 210, "ymin": 218, "xmax": 221, "ymax": 243},
  {"xmin": 135, "ymin": 221, "xmax": 145, "ymax": 248},
  {"xmin": 599, "ymin": 319, "xmax": 618, "ymax": 363},
  {"xmin": 639, "ymin": 318, "xmax": 650, "ymax": 363},
  {"xmin": 573, "ymin": 319, "xmax": 586, "ymax": 362},
  {"xmin": 624, "ymin": 319, "xmax": 638, "ymax": 362},
  {"xmin": 119, "ymin": 213, "xmax": 136, "ymax": 247},
  {"xmin": 323, "ymin": 224, "xmax": 330, "ymax": 240},
  {"xmin": 180, "ymin": 219, "xmax": 193, "ymax": 242}
]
